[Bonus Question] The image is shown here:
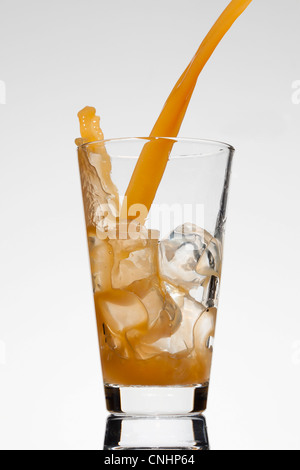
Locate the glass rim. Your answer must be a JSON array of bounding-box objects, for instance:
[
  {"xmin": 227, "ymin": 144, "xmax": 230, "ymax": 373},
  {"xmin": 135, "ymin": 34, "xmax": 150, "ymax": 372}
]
[{"xmin": 78, "ymin": 137, "xmax": 235, "ymax": 159}]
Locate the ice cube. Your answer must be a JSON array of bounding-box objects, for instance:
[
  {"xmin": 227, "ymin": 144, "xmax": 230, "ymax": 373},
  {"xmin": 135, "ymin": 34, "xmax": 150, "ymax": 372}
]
[
  {"xmin": 159, "ymin": 223, "xmax": 213, "ymax": 290},
  {"xmin": 189, "ymin": 286, "xmax": 204, "ymax": 303},
  {"xmin": 171, "ymin": 223, "xmax": 213, "ymax": 249},
  {"xmin": 162, "ymin": 280, "xmax": 186, "ymax": 308},
  {"xmin": 88, "ymin": 237, "xmax": 114, "ymax": 292},
  {"xmin": 126, "ymin": 279, "xmax": 183, "ymax": 359},
  {"xmin": 113, "ymin": 248, "xmax": 156, "ymax": 288},
  {"xmin": 152, "ymin": 296, "xmax": 206, "ymax": 357},
  {"xmin": 102, "ymin": 323, "xmax": 131, "ymax": 359},
  {"xmin": 196, "ymin": 237, "xmax": 222, "ymax": 278},
  {"xmin": 189, "ymin": 307, "xmax": 217, "ymax": 381},
  {"xmin": 125, "ymin": 329, "xmax": 162, "ymax": 360},
  {"xmin": 143, "ymin": 281, "xmax": 206, "ymax": 354},
  {"xmin": 125, "ymin": 280, "xmax": 206, "ymax": 360},
  {"xmin": 126, "ymin": 305, "xmax": 182, "ymax": 361},
  {"xmin": 194, "ymin": 307, "xmax": 217, "ymax": 357},
  {"xmin": 94, "ymin": 289, "xmax": 148, "ymax": 335},
  {"xmin": 128, "ymin": 276, "xmax": 181, "ymax": 328},
  {"xmin": 128, "ymin": 278, "xmax": 163, "ymax": 325},
  {"xmin": 110, "ymin": 231, "xmax": 159, "ymax": 290}
]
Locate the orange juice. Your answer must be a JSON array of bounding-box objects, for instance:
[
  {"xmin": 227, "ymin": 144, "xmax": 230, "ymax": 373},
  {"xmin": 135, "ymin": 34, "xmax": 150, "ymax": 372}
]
[{"xmin": 77, "ymin": 0, "xmax": 252, "ymax": 387}]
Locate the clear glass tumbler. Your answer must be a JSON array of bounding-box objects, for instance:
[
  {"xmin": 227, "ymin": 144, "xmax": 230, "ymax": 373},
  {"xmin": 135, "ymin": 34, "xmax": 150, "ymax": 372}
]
[{"xmin": 78, "ymin": 138, "xmax": 234, "ymax": 449}]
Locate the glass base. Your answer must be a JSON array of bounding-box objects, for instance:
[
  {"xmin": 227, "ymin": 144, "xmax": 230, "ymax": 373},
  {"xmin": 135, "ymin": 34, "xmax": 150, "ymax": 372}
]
[
  {"xmin": 104, "ymin": 414, "xmax": 209, "ymax": 450},
  {"xmin": 105, "ymin": 384, "xmax": 208, "ymax": 415}
]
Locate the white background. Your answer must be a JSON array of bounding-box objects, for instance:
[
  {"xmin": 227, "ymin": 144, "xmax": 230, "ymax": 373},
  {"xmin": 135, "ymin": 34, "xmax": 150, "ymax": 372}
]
[{"xmin": 0, "ymin": 0, "xmax": 300, "ymax": 450}]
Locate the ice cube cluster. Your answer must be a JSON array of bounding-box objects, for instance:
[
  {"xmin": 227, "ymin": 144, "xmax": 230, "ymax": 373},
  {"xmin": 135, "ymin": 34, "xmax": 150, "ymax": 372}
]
[
  {"xmin": 159, "ymin": 223, "xmax": 222, "ymax": 309},
  {"xmin": 91, "ymin": 222, "xmax": 222, "ymax": 362}
]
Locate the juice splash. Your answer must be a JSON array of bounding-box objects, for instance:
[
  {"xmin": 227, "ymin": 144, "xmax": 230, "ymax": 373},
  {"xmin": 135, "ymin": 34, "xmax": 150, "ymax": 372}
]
[
  {"xmin": 77, "ymin": 107, "xmax": 119, "ymax": 229},
  {"xmin": 76, "ymin": 106, "xmax": 104, "ymax": 145}
]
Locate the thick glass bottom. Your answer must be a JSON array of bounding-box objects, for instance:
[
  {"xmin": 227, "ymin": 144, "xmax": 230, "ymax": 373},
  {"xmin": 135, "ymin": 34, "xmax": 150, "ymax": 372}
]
[
  {"xmin": 104, "ymin": 414, "xmax": 209, "ymax": 450},
  {"xmin": 105, "ymin": 383, "xmax": 209, "ymax": 415}
]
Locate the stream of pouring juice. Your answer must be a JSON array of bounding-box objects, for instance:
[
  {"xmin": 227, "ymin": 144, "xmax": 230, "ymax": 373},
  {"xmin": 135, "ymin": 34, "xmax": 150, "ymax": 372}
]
[
  {"xmin": 77, "ymin": 0, "xmax": 252, "ymax": 386},
  {"xmin": 124, "ymin": 0, "xmax": 253, "ymax": 218}
]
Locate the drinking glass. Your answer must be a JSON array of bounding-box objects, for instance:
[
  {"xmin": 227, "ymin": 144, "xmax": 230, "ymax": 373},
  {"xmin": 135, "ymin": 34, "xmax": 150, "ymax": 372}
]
[{"xmin": 78, "ymin": 138, "xmax": 234, "ymax": 449}]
